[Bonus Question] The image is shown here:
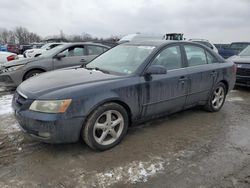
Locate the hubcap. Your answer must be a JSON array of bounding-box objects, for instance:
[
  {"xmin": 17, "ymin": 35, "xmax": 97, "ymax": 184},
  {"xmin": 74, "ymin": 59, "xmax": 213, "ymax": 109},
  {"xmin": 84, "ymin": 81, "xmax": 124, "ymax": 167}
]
[
  {"xmin": 212, "ymin": 86, "xmax": 225, "ymax": 109},
  {"xmin": 93, "ymin": 110, "xmax": 124, "ymax": 146}
]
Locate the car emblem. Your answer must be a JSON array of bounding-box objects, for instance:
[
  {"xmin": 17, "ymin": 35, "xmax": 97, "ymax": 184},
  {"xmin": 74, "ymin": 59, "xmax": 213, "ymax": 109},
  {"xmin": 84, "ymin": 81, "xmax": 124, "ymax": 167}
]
[{"xmin": 237, "ymin": 64, "xmax": 242, "ymax": 68}]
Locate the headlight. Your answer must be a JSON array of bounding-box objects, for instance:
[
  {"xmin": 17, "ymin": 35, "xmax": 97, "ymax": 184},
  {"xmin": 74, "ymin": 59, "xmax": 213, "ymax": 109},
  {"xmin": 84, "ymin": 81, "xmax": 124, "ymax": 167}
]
[
  {"xmin": 2, "ymin": 65, "xmax": 24, "ymax": 73},
  {"xmin": 29, "ymin": 99, "xmax": 72, "ymax": 113}
]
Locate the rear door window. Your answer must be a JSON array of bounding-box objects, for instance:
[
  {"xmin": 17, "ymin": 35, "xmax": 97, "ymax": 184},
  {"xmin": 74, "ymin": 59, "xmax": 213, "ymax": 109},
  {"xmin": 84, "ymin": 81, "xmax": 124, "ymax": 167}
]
[
  {"xmin": 87, "ymin": 45, "xmax": 107, "ymax": 55},
  {"xmin": 184, "ymin": 45, "xmax": 207, "ymax": 66},
  {"xmin": 206, "ymin": 52, "xmax": 217, "ymax": 64}
]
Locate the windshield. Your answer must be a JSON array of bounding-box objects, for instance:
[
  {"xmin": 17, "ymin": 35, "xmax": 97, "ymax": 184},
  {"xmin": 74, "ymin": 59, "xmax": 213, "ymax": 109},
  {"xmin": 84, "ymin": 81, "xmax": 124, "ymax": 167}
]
[
  {"xmin": 40, "ymin": 45, "xmax": 65, "ymax": 57},
  {"xmin": 41, "ymin": 43, "xmax": 51, "ymax": 49},
  {"xmin": 86, "ymin": 45, "xmax": 155, "ymax": 75},
  {"xmin": 239, "ymin": 45, "xmax": 250, "ymax": 56},
  {"xmin": 230, "ymin": 43, "xmax": 249, "ymax": 49}
]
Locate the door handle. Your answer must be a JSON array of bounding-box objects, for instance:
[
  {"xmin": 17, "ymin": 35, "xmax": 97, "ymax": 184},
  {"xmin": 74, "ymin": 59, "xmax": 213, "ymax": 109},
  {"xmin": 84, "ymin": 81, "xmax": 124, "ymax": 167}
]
[
  {"xmin": 210, "ymin": 71, "xmax": 217, "ymax": 76},
  {"xmin": 179, "ymin": 76, "xmax": 188, "ymax": 81},
  {"xmin": 80, "ymin": 59, "xmax": 86, "ymax": 62}
]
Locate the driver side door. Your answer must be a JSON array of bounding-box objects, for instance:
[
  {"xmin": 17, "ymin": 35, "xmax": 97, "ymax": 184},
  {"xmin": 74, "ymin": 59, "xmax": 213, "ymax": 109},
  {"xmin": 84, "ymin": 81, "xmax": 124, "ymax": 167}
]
[
  {"xmin": 141, "ymin": 45, "xmax": 189, "ymax": 118},
  {"xmin": 53, "ymin": 45, "xmax": 89, "ymax": 69}
]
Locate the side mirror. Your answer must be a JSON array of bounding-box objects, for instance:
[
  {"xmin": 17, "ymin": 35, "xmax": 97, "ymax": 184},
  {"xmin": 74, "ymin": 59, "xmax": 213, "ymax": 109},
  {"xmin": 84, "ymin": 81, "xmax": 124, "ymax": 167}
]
[
  {"xmin": 55, "ymin": 53, "xmax": 66, "ymax": 59},
  {"xmin": 145, "ymin": 65, "xmax": 167, "ymax": 75}
]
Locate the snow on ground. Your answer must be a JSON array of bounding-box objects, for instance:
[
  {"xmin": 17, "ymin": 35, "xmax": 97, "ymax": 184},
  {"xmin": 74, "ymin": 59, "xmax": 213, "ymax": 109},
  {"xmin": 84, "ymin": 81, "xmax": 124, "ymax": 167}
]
[
  {"xmin": 75, "ymin": 157, "xmax": 167, "ymax": 187},
  {"xmin": 226, "ymin": 96, "xmax": 244, "ymax": 102},
  {"xmin": 0, "ymin": 94, "xmax": 13, "ymax": 116},
  {"xmin": 1, "ymin": 123, "xmax": 20, "ymax": 134}
]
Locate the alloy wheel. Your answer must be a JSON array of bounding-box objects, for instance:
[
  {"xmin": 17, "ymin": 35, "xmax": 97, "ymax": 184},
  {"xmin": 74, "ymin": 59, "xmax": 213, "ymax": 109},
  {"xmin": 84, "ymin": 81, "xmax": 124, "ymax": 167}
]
[
  {"xmin": 93, "ymin": 110, "xmax": 124, "ymax": 146},
  {"xmin": 212, "ymin": 86, "xmax": 225, "ymax": 110}
]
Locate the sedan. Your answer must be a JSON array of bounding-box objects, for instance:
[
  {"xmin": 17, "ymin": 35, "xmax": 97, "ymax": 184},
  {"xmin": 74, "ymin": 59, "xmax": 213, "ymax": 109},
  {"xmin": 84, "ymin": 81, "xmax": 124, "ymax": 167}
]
[
  {"xmin": 12, "ymin": 40, "xmax": 236, "ymax": 151},
  {"xmin": 24, "ymin": 43, "xmax": 63, "ymax": 58},
  {"xmin": 0, "ymin": 51, "xmax": 18, "ymax": 64},
  {"xmin": 0, "ymin": 42, "xmax": 109, "ymax": 87},
  {"xmin": 229, "ymin": 45, "xmax": 250, "ymax": 87}
]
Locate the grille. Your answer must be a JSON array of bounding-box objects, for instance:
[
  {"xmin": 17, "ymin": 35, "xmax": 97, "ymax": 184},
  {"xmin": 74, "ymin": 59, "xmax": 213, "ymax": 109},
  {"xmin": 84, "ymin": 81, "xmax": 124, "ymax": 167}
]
[
  {"xmin": 13, "ymin": 91, "xmax": 27, "ymax": 106},
  {"xmin": 237, "ymin": 68, "xmax": 250, "ymax": 76}
]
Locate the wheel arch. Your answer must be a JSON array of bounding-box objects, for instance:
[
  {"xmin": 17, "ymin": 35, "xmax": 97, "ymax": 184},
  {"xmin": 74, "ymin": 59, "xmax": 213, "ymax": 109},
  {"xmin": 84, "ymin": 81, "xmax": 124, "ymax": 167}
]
[
  {"xmin": 84, "ymin": 97, "xmax": 132, "ymax": 127},
  {"xmin": 22, "ymin": 68, "xmax": 46, "ymax": 81},
  {"xmin": 218, "ymin": 80, "xmax": 229, "ymax": 94}
]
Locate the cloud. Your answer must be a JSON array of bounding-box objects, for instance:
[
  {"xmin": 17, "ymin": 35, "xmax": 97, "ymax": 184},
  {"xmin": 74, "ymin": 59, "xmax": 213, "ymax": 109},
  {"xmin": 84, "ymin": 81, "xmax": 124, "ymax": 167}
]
[{"xmin": 0, "ymin": 0, "xmax": 250, "ymax": 43}]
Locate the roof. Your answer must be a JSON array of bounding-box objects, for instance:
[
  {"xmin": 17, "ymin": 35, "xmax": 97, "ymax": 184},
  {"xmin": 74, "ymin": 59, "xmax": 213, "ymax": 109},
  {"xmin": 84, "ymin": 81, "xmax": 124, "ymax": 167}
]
[{"xmin": 123, "ymin": 40, "xmax": 178, "ymax": 47}]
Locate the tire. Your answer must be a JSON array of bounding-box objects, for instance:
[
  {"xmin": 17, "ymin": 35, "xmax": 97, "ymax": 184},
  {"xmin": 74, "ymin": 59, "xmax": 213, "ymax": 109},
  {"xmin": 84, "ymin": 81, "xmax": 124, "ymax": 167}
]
[
  {"xmin": 24, "ymin": 70, "xmax": 44, "ymax": 80},
  {"xmin": 83, "ymin": 103, "xmax": 129, "ymax": 151},
  {"xmin": 204, "ymin": 82, "xmax": 226, "ymax": 112}
]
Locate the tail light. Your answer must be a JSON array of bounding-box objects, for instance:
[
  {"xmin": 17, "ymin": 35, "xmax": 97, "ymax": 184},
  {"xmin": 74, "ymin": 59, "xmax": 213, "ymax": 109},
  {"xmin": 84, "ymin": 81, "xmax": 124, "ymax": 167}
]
[{"xmin": 7, "ymin": 55, "xmax": 18, "ymax": 61}]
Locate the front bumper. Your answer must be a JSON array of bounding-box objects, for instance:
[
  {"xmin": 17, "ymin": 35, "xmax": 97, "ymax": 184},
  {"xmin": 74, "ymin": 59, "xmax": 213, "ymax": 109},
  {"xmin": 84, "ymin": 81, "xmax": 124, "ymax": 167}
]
[
  {"xmin": 12, "ymin": 91, "xmax": 85, "ymax": 143},
  {"xmin": 0, "ymin": 74, "xmax": 17, "ymax": 88},
  {"xmin": 0, "ymin": 69, "xmax": 24, "ymax": 87},
  {"xmin": 236, "ymin": 75, "xmax": 250, "ymax": 87},
  {"xmin": 14, "ymin": 111, "xmax": 84, "ymax": 143}
]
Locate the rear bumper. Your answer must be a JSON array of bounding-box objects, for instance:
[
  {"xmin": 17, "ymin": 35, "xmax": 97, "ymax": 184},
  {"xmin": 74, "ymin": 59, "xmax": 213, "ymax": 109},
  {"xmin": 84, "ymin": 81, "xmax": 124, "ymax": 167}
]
[
  {"xmin": 236, "ymin": 75, "xmax": 250, "ymax": 87},
  {"xmin": 14, "ymin": 110, "xmax": 85, "ymax": 143}
]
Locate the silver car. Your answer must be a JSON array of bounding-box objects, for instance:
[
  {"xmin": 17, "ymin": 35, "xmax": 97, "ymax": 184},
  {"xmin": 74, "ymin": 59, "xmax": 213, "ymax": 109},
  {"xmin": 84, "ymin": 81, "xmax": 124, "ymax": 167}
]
[{"xmin": 0, "ymin": 42, "xmax": 109, "ymax": 87}]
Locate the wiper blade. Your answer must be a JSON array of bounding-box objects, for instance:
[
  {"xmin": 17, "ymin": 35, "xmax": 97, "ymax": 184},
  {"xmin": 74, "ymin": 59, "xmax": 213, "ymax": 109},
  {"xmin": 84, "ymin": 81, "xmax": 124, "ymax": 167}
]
[{"xmin": 84, "ymin": 66, "xmax": 110, "ymax": 74}]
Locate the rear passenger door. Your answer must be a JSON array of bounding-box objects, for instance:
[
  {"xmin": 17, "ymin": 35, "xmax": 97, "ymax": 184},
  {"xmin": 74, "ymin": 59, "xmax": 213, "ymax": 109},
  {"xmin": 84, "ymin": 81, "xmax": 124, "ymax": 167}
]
[
  {"xmin": 86, "ymin": 45, "xmax": 108, "ymax": 61},
  {"xmin": 183, "ymin": 45, "xmax": 218, "ymax": 107}
]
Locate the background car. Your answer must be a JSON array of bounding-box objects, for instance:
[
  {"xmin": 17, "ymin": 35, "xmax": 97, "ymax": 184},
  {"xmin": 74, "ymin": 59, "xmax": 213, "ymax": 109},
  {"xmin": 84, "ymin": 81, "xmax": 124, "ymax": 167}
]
[
  {"xmin": 217, "ymin": 42, "xmax": 250, "ymax": 59},
  {"xmin": 0, "ymin": 42, "xmax": 109, "ymax": 87},
  {"xmin": 189, "ymin": 39, "xmax": 218, "ymax": 53},
  {"xmin": 19, "ymin": 44, "xmax": 33, "ymax": 55},
  {"xmin": 23, "ymin": 43, "xmax": 63, "ymax": 58},
  {"xmin": 0, "ymin": 51, "xmax": 18, "ymax": 65},
  {"xmin": 5, "ymin": 44, "xmax": 19, "ymax": 54},
  {"xmin": 229, "ymin": 45, "xmax": 250, "ymax": 87},
  {"xmin": 12, "ymin": 40, "xmax": 236, "ymax": 151},
  {"xmin": 118, "ymin": 33, "xmax": 164, "ymax": 43}
]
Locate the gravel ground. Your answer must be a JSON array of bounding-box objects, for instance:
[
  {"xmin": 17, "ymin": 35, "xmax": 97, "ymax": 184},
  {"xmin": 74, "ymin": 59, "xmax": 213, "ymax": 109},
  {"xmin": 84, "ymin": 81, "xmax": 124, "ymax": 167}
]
[{"xmin": 0, "ymin": 87, "xmax": 249, "ymax": 188}]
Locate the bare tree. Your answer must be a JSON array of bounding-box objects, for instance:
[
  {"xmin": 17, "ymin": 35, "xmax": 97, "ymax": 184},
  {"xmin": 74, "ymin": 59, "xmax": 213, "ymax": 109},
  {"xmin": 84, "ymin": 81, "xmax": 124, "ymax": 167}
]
[{"xmin": 14, "ymin": 26, "xmax": 41, "ymax": 44}]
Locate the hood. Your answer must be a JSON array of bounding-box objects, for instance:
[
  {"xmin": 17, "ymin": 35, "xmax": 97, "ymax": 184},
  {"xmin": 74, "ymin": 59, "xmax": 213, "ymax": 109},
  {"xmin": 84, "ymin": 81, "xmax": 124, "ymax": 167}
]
[
  {"xmin": 18, "ymin": 68, "xmax": 123, "ymax": 99},
  {"xmin": 2, "ymin": 56, "xmax": 45, "ymax": 67},
  {"xmin": 231, "ymin": 55, "xmax": 250, "ymax": 64}
]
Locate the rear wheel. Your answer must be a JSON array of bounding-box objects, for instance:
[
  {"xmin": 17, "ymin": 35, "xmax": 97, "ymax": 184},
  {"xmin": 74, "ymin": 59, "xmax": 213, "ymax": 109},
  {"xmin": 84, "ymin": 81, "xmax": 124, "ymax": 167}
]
[
  {"xmin": 24, "ymin": 70, "xmax": 44, "ymax": 80},
  {"xmin": 83, "ymin": 103, "xmax": 128, "ymax": 151},
  {"xmin": 205, "ymin": 82, "xmax": 226, "ymax": 112}
]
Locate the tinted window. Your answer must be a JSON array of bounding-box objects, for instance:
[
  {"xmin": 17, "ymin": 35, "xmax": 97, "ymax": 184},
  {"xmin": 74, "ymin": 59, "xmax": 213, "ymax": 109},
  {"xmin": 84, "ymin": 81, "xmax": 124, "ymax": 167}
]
[
  {"xmin": 184, "ymin": 45, "xmax": 207, "ymax": 66},
  {"xmin": 88, "ymin": 45, "xmax": 106, "ymax": 55},
  {"xmin": 152, "ymin": 46, "xmax": 182, "ymax": 70},
  {"xmin": 61, "ymin": 46, "xmax": 85, "ymax": 57},
  {"xmin": 206, "ymin": 52, "xmax": 217, "ymax": 64}
]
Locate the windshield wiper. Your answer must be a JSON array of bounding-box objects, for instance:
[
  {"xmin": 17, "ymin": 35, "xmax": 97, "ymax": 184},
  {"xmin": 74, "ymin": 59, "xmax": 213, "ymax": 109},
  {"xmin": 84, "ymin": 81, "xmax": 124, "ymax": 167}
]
[{"xmin": 84, "ymin": 66, "xmax": 110, "ymax": 74}]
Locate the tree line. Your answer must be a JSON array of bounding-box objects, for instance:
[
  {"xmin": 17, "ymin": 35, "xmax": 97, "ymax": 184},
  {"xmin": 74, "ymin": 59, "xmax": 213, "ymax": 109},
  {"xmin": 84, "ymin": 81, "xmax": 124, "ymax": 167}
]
[
  {"xmin": 0, "ymin": 27, "xmax": 41, "ymax": 44},
  {"xmin": 0, "ymin": 27, "xmax": 120, "ymax": 45}
]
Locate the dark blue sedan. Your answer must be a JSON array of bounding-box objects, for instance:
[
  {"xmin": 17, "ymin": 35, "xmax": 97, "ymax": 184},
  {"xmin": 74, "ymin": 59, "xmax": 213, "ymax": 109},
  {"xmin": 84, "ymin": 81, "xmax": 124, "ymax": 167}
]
[{"xmin": 12, "ymin": 40, "xmax": 236, "ymax": 151}]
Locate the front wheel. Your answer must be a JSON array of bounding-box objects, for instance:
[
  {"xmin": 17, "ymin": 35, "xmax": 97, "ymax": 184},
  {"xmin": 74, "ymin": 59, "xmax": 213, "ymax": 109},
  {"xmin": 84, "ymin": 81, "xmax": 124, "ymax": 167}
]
[
  {"xmin": 205, "ymin": 82, "xmax": 226, "ymax": 112},
  {"xmin": 24, "ymin": 70, "xmax": 44, "ymax": 80},
  {"xmin": 82, "ymin": 103, "xmax": 129, "ymax": 151}
]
